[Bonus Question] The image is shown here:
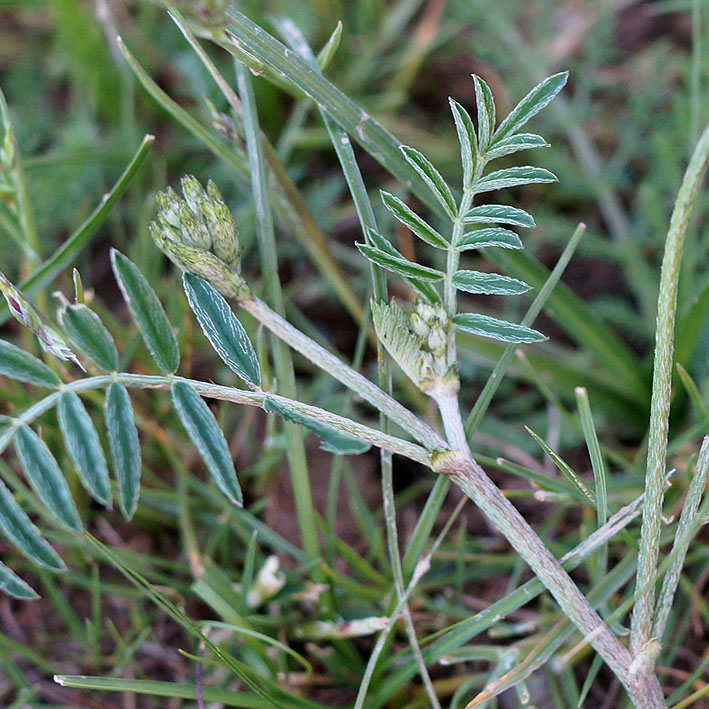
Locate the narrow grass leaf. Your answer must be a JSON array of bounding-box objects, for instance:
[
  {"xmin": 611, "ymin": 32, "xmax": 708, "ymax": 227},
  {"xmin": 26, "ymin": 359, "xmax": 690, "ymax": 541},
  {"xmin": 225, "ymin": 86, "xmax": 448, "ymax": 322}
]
[
  {"xmin": 57, "ymin": 392, "xmax": 112, "ymax": 507},
  {"xmin": 485, "ymin": 133, "xmax": 549, "ymax": 160},
  {"xmin": 453, "ymin": 271, "xmax": 530, "ymax": 295},
  {"xmin": 0, "ymin": 560, "xmax": 38, "ymax": 600},
  {"xmin": 575, "ymin": 388, "xmax": 608, "ymax": 531},
  {"xmin": 367, "ymin": 230, "xmax": 441, "ymax": 302},
  {"xmin": 473, "ymin": 75, "xmax": 496, "ymax": 152},
  {"xmin": 356, "ymin": 243, "xmax": 444, "ymax": 281},
  {"xmin": 316, "ymin": 21, "xmax": 342, "ymax": 70},
  {"xmin": 400, "ymin": 145, "xmax": 456, "ymax": 219},
  {"xmin": 0, "ymin": 135, "xmax": 154, "ymax": 327},
  {"xmin": 110, "ymin": 249, "xmax": 179, "ymax": 375},
  {"xmin": 171, "ymin": 381, "xmax": 242, "ymax": 507},
  {"xmin": 104, "ymin": 382, "xmax": 141, "ymax": 520},
  {"xmin": 453, "ymin": 313, "xmax": 545, "ymax": 343},
  {"xmin": 456, "ymin": 228, "xmax": 523, "ymax": 251},
  {"xmin": 61, "ymin": 304, "xmax": 118, "ymax": 372},
  {"xmin": 13, "ymin": 425, "xmax": 82, "ymax": 533},
  {"xmin": 474, "ymin": 167, "xmax": 557, "ymax": 193},
  {"xmin": 0, "ymin": 339, "xmax": 60, "ymax": 387},
  {"xmin": 182, "ymin": 273, "xmax": 261, "ymax": 388},
  {"xmin": 525, "ymin": 427, "xmax": 596, "ymax": 507},
  {"xmin": 264, "ymin": 396, "xmax": 371, "ymax": 455},
  {"xmin": 463, "ymin": 204, "xmax": 535, "ymax": 228},
  {"xmin": 380, "ymin": 191, "xmax": 448, "ymax": 248},
  {"xmin": 449, "ymin": 98, "xmax": 477, "ymax": 188},
  {"xmin": 492, "ymin": 71, "xmax": 568, "ymax": 145},
  {"xmin": 676, "ymin": 363, "xmax": 708, "ymax": 420},
  {"xmin": 0, "ymin": 477, "xmax": 65, "ymax": 571}
]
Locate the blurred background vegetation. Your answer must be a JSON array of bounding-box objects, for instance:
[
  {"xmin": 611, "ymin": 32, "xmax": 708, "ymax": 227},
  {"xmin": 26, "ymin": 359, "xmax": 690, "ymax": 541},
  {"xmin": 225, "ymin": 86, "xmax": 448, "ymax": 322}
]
[{"xmin": 0, "ymin": 0, "xmax": 707, "ymax": 706}]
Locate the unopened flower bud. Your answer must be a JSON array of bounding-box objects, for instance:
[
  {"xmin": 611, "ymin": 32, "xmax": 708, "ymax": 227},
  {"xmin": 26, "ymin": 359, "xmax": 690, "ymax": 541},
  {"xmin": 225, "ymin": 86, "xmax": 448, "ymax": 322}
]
[
  {"xmin": 180, "ymin": 175, "xmax": 209, "ymax": 215},
  {"xmin": 409, "ymin": 312, "xmax": 429, "ymax": 338},
  {"xmin": 416, "ymin": 302, "xmax": 436, "ymax": 324},
  {"xmin": 150, "ymin": 224, "xmax": 247, "ymax": 300},
  {"xmin": 427, "ymin": 325, "xmax": 447, "ymax": 356},
  {"xmin": 204, "ymin": 180, "xmax": 240, "ymax": 267},
  {"xmin": 177, "ymin": 202, "xmax": 211, "ymax": 250}
]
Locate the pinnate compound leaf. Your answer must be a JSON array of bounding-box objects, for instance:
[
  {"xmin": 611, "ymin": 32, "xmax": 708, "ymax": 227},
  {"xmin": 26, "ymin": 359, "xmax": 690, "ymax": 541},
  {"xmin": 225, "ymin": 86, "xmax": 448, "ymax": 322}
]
[
  {"xmin": 452, "ymin": 271, "xmax": 531, "ymax": 295},
  {"xmin": 456, "ymin": 228, "xmax": 524, "ymax": 251},
  {"xmin": 400, "ymin": 145, "xmax": 457, "ymax": 219},
  {"xmin": 104, "ymin": 382, "xmax": 141, "ymax": 520},
  {"xmin": 367, "ymin": 231, "xmax": 441, "ymax": 303},
  {"xmin": 356, "ymin": 243, "xmax": 444, "ymax": 282},
  {"xmin": 13, "ymin": 425, "xmax": 82, "ymax": 533},
  {"xmin": 492, "ymin": 71, "xmax": 568, "ymax": 145},
  {"xmin": 453, "ymin": 312, "xmax": 545, "ymax": 344},
  {"xmin": 61, "ymin": 304, "xmax": 118, "ymax": 372},
  {"xmin": 463, "ymin": 204, "xmax": 535, "ymax": 228},
  {"xmin": 182, "ymin": 274, "xmax": 261, "ymax": 388},
  {"xmin": 0, "ymin": 477, "xmax": 66, "ymax": 571},
  {"xmin": 485, "ymin": 133, "xmax": 549, "ymax": 160},
  {"xmin": 449, "ymin": 98, "xmax": 477, "ymax": 188},
  {"xmin": 171, "ymin": 381, "xmax": 242, "ymax": 507},
  {"xmin": 473, "ymin": 75, "xmax": 496, "ymax": 152},
  {"xmin": 474, "ymin": 167, "xmax": 557, "ymax": 194},
  {"xmin": 0, "ymin": 560, "xmax": 38, "ymax": 600},
  {"xmin": 264, "ymin": 395, "xmax": 371, "ymax": 455},
  {"xmin": 57, "ymin": 392, "xmax": 112, "ymax": 507},
  {"xmin": 0, "ymin": 339, "xmax": 61, "ymax": 387},
  {"xmin": 380, "ymin": 191, "xmax": 448, "ymax": 249},
  {"xmin": 111, "ymin": 249, "xmax": 179, "ymax": 375}
]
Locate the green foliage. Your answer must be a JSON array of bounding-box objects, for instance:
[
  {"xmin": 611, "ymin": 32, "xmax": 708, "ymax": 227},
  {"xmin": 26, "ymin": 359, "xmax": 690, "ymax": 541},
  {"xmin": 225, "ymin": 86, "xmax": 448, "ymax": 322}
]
[
  {"xmin": 0, "ymin": 2, "xmax": 707, "ymax": 708},
  {"xmin": 172, "ymin": 381, "xmax": 243, "ymax": 506},
  {"xmin": 111, "ymin": 250, "xmax": 180, "ymax": 375}
]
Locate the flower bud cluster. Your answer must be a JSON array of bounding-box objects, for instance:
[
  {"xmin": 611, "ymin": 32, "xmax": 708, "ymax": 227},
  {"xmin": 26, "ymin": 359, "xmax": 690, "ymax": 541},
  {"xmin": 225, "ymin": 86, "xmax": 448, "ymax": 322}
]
[
  {"xmin": 409, "ymin": 301, "xmax": 451, "ymax": 383},
  {"xmin": 150, "ymin": 176, "xmax": 250, "ymax": 300}
]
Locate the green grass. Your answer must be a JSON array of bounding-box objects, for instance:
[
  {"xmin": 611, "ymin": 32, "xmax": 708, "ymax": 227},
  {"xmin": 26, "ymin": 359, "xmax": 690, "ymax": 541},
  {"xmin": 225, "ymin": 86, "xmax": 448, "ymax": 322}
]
[{"xmin": 0, "ymin": 1, "xmax": 707, "ymax": 707}]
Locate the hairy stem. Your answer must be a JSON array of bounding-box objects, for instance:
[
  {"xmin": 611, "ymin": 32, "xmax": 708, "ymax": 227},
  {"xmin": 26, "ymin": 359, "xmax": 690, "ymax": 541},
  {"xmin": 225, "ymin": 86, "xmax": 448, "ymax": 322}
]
[
  {"xmin": 239, "ymin": 296, "xmax": 447, "ymax": 451},
  {"xmin": 0, "ymin": 374, "xmax": 431, "ymax": 466},
  {"xmin": 434, "ymin": 391, "xmax": 665, "ymax": 707}
]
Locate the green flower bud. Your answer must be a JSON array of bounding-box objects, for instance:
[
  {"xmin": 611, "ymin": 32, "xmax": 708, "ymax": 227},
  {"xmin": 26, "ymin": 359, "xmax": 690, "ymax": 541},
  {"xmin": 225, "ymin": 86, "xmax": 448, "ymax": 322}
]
[
  {"xmin": 177, "ymin": 201, "xmax": 211, "ymax": 250},
  {"xmin": 203, "ymin": 180, "xmax": 240, "ymax": 267},
  {"xmin": 150, "ymin": 225, "xmax": 249, "ymax": 301},
  {"xmin": 151, "ymin": 176, "xmax": 242, "ymax": 287},
  {"xmin": 427, "ymin": 325, "xmax": 447, "ymax": 356},
  {"xmin": 409, "ymin": 312, "xmax": 430, "ymax": 338},
  {"xmin": 180, "ymin": 175, "xmax": 208, "ymax": 215}
]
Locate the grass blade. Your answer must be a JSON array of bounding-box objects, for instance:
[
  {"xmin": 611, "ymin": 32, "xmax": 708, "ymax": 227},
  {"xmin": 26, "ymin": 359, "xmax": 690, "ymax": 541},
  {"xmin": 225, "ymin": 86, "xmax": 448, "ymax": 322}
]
[{"xmin": 0, "ymin": 135, "xmax": 154, "ymax": 325}]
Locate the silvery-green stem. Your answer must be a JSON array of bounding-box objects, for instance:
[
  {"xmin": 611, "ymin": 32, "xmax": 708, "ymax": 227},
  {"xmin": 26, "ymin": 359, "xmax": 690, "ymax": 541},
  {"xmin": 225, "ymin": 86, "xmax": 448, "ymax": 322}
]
[
  {"xmin": 631, "ymin": 123, "xmax": 709, "ymax": 658},
  {"xmin": 0, "ymin": 374, "xmax": 431, "ymax": 466},
  {"xmin": 239, "ymin": 296, "xmax": 447, "ymax": 451},
  {"xmin": 434, "ymin": 391, "xmax": 665, "ymax": 708}
]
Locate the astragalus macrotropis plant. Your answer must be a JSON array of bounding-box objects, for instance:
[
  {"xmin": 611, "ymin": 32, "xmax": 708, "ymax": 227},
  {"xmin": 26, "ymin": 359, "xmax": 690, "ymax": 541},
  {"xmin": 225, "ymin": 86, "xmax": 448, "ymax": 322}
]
[{"xmin": 1, "ymin": 8, "xmax": 708, "ymax": 708}]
